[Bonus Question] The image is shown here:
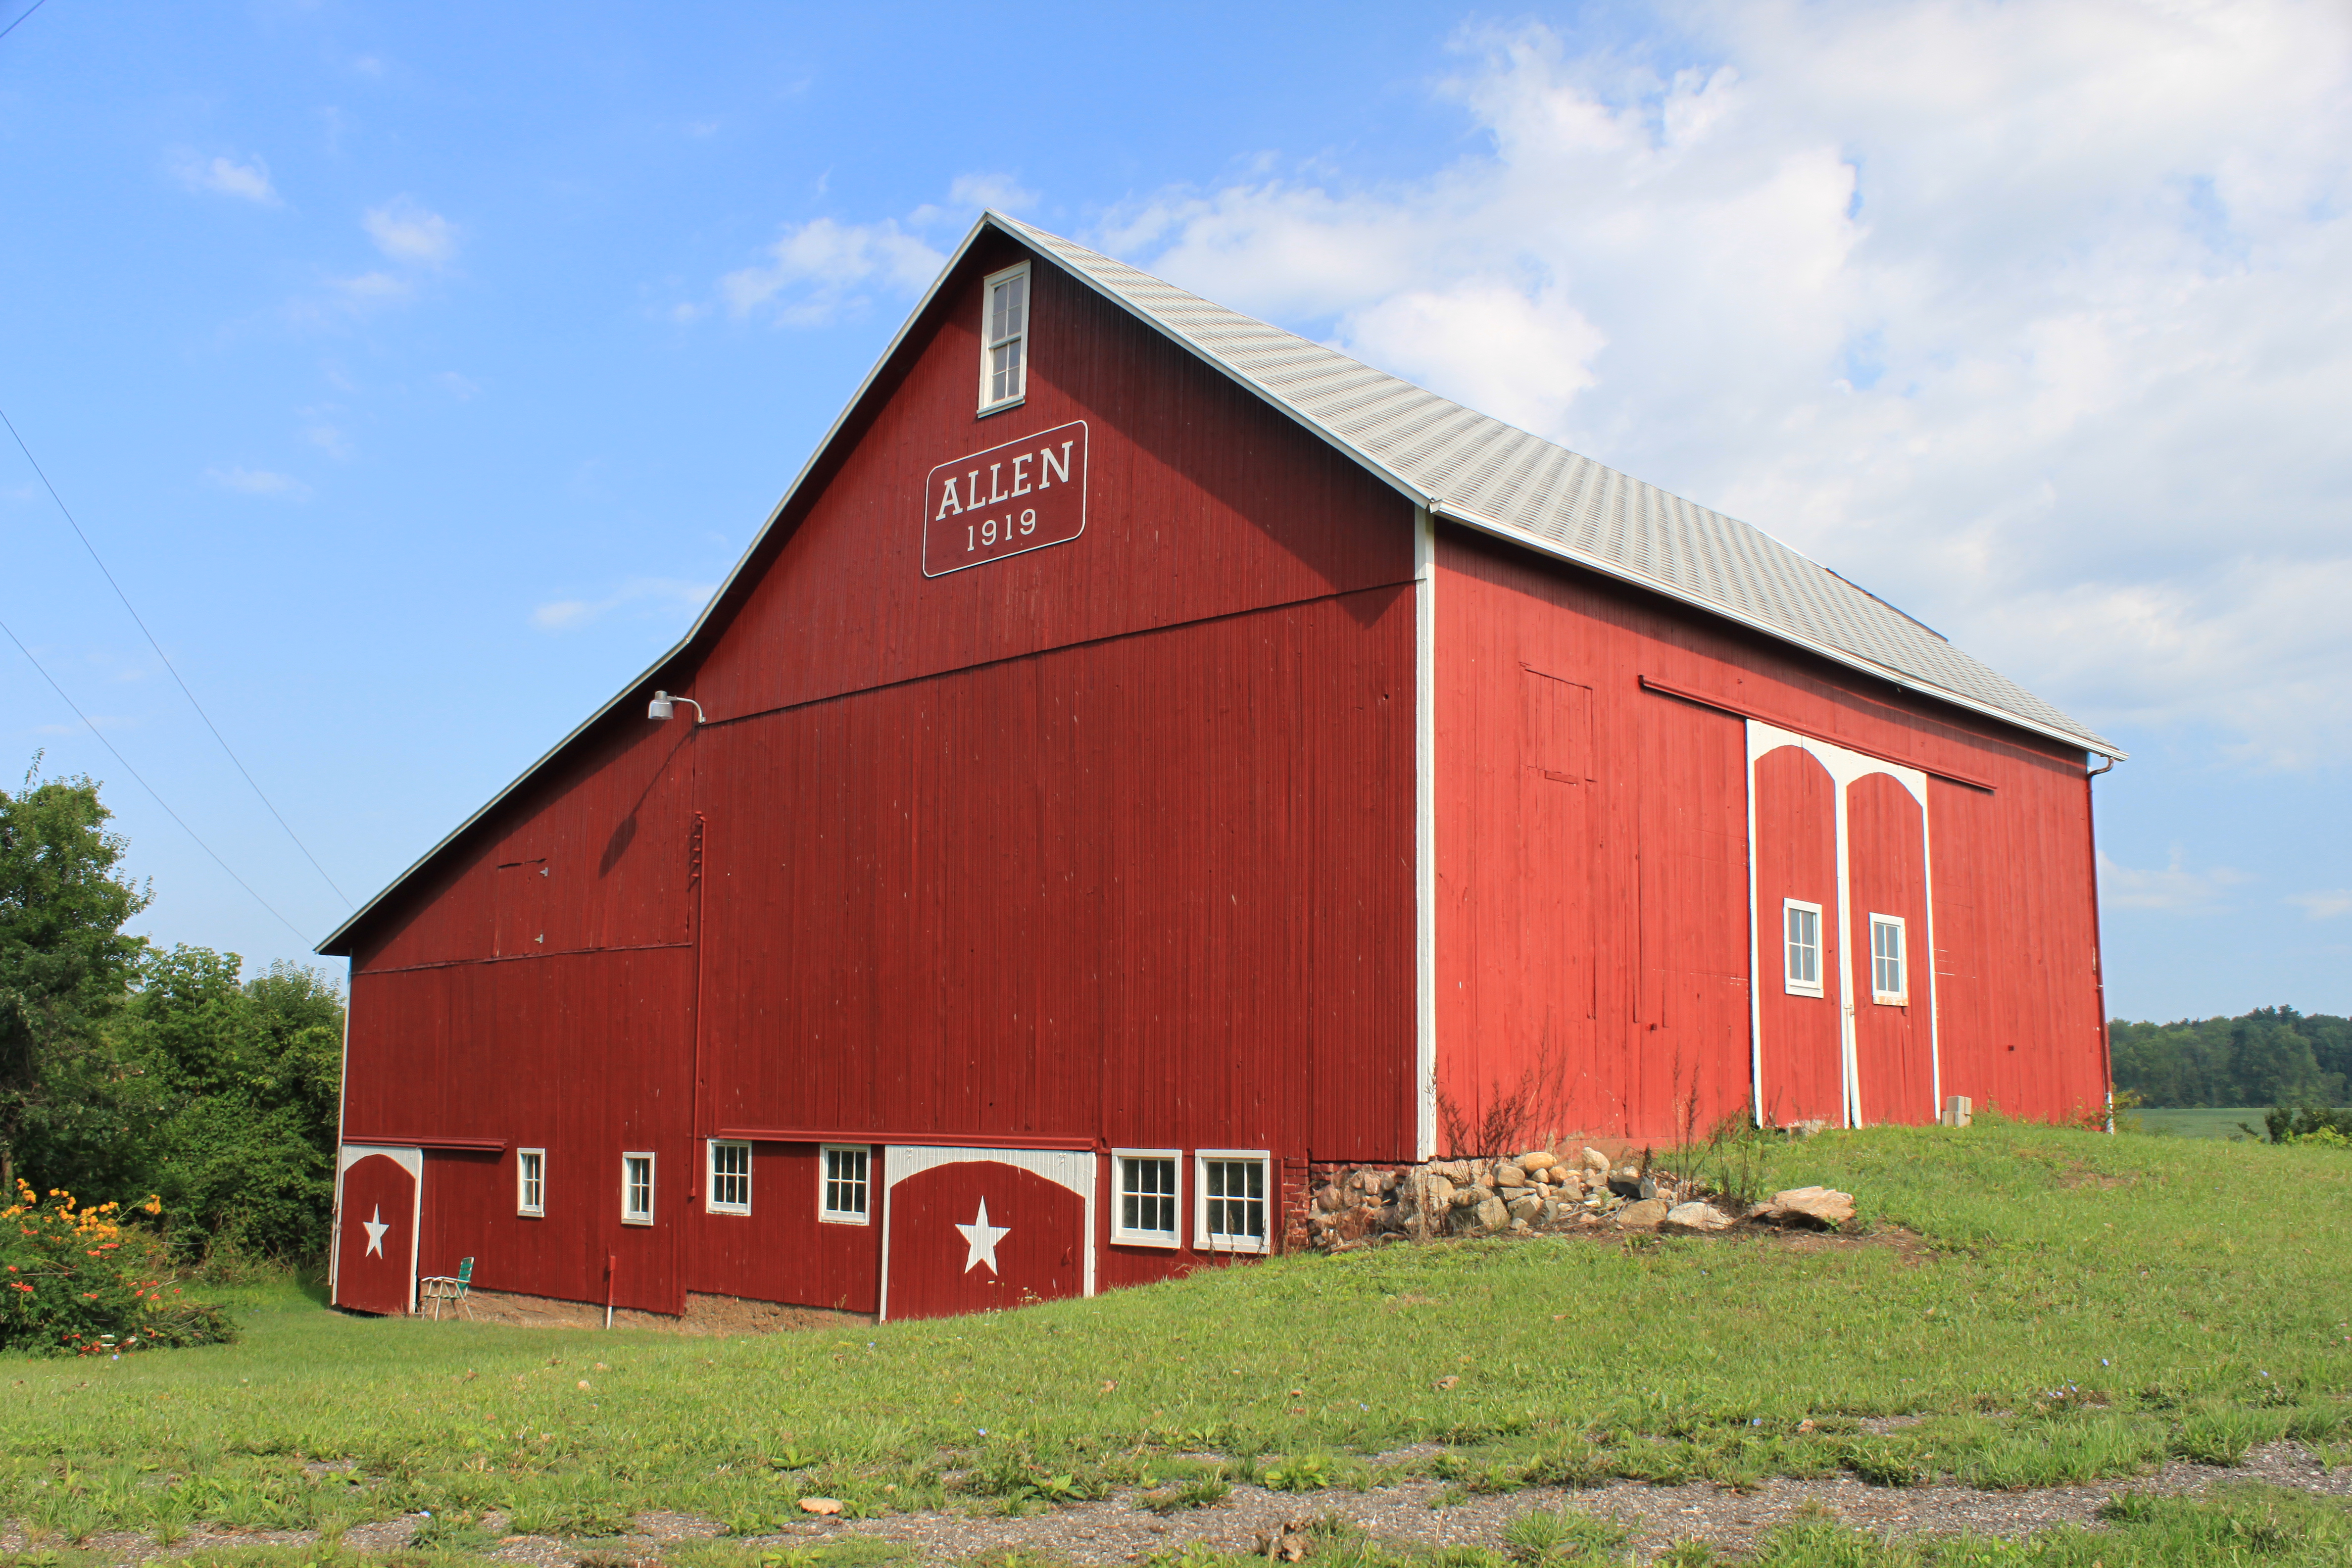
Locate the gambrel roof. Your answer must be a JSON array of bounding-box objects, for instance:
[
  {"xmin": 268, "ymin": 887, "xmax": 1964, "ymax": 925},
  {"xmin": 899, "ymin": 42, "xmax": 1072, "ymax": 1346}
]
[
  {"xmin": 319, "ymin": 211, "xmax": 2114, "ymax": 955},
  {"xmin": 992, "ymin": 213, "xmax": 2118, "ymax": 761}
]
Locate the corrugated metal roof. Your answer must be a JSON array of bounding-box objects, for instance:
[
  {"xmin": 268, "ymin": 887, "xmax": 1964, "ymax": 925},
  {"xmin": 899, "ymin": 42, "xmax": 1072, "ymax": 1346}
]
[{"xmin": 994, "ymin": 213, "xmax": 2118, "ymax": 758}]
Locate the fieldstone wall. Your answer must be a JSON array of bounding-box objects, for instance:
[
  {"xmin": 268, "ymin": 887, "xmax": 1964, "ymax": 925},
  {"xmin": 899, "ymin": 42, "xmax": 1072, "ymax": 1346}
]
[{"xmin": 1286, "ymin": 1145, "xmax": 1744, "ymax": 1251}]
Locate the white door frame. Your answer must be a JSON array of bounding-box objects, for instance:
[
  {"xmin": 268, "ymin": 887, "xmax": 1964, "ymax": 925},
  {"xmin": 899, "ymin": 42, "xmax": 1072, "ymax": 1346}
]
[
  {"xmin": 334, "ymin": 1143, "xmax": 424, "ymax": 1313},
  {"xmin": 1745, "ymin": 722, "xmax": 1939, "ymax": 1127},
  {"xmin": 876, "ymin": 1145, "xmax": 1096, "ymax": 1323}
]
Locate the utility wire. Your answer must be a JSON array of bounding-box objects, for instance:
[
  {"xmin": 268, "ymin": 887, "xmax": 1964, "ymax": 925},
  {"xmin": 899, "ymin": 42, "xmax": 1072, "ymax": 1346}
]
[
  {"xmin": 1, "ymin": 614, "xmax": 311, "ymax": 943},
  {"xmin": 0, "ymin": 0, "xmax": 49, "ymax": 44},
  {"xmin": 2, "ymin": 406, "xmax": 352, "ymax": 905}
]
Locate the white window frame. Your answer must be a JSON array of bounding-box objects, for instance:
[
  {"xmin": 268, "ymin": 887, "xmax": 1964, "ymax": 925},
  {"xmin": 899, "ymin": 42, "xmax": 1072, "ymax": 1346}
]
[
  {"xmin": 706, "ymin": 1139, "xmax": 751, "ymax": 1216},
  {"xmin": 621, "ymin": 1151, "xmax": 655, "ymax": 1226},
  {"xmin": 1111, "ymin": 1148, "xmax": 1181, "ymax": 1248},
  {"xmin": 977, "ymin": 261, "xmax": 1030, "ymax": 413},
  {"xmin": 1193, "ymin": 1149, "xmax": 1271, "ymax": 1255},
  {"xmin": 517, "ymin": 1147, "xmax": 546, "ymax": 1218},
  {"xmin": 1869, "ymin": 913, "xmax": 1909, "ymax": 1006},
  {"xmin": 1783, "ymin": 899, "xmax": 1825, "ymax": 997},
  {"xmin": 819, "ymin": 1144, "xmax": 872, "ymax": 1226}
]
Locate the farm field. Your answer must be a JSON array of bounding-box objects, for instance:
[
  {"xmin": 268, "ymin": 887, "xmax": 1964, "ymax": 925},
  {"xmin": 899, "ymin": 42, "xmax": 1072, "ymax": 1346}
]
[
  {"xmin": 5, "ymin": 1122, "xmax": 2350, "ymax": 1567},
  {"xmin": 2129, "ymin": 1108, "xmax": 2277, "ymax": 1140}
]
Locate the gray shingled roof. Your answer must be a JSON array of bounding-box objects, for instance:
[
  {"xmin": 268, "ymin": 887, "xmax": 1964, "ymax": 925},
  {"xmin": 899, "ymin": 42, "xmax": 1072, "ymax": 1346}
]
[{"xmin": 996, "ymin": 214, "xmax": 2118, "ymax": 758}]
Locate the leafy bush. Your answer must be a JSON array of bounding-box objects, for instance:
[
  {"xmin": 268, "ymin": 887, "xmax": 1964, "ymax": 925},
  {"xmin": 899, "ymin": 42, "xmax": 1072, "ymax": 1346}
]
[
  {"xmin": 0, "ymin": 1181, "xmax": 234, "ymax": 1354},
  {"xmin": 2254, "ymin": 1105, "xmax": 2352, "ymax": 1146}
]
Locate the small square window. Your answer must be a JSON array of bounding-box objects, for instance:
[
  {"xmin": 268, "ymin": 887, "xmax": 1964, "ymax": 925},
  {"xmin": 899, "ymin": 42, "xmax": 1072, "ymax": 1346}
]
[
  {"xmin": 1194, "ymin": 1150, "xmax": 1270, "ymax": 1255},
  {"xmin": 1869, "ymin": 914, "xmax": 1908, "ymax": 1005},
  {"xmin": 820, "ymin": 1145, "xmax": 871, "ymax": 1225},
  {"xmin": 1112, "ymin": 1149, "xmax": 1180, "ymax": 1247},
  {"xmin": 1783, "ymin": 900, "xmax": 1824, "ymax": 997},
  {"xmin": 707, "ymin": 1140, "xmax": 751, "ymax": 1215},
  {"xmin": 621, "ymin": 1151, "xmax": 655, "ymax": 1226},
  {"xmin": 517, "ymin": 1148, "xmax": 545, "ymax": 1218},
  {"xmin": 979, "ymin": 263, "xmax": 1029, "ymax": 412}
]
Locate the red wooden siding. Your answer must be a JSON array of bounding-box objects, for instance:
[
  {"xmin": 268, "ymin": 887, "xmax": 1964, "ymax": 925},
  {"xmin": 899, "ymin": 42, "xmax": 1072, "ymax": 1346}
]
[
  {"xmin": 1435, "ymin": 524, "xmax": 2106, "ymax": 1141},
  {"xmin": 1846, "ymin": 773, "xmax": 1934, "ymax": 1125},
  {"xmin": 1751, "ymin": 745, "xmax": 1842, "ymax": 1126},
  {"xmin": 687, "ymin": 237, "xmax": 1413, "ymax": 728}
]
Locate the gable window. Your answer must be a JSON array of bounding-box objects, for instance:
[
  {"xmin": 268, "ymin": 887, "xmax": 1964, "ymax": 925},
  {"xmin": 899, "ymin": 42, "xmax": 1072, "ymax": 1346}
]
[
  {"xmin": 1869, "ymin": 914, "xmax": 1908, "ymax": 1004},
  {"xmin": 1194, "ymin": 1150, "xmax": 1270, "ymax": 1254},
  {"xmin": 1112, "ymin": 1149, "xmax": 1179, "ymax": 1247},
  {"xmin": 979, "ymin": 263, "xmax": 1029, "ymax": 412},
  {"xmin": 621, "ymin": 1152, "xmax": 655, "ymax": 1226},
  {"xmin": 821, "ymin": 1145, "xmax": 871, "ymax": 1225},
  {"xmin": 1783, "ymin": 900, "xmax": 1824, "ymax": 997},
  {"xmin": 707, "ymin": 1140, "xmax": 751, "ymax": 1215},
  {"xmin": 517, "ymin": 1148, "xmax": 545, "ymax": 1218}
]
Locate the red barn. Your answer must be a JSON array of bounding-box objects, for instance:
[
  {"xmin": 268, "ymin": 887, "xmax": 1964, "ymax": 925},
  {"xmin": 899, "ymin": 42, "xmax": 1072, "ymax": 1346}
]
[{"xmin": 317, "ymin": 214, "xmax": 2121, "ymax": 1321}]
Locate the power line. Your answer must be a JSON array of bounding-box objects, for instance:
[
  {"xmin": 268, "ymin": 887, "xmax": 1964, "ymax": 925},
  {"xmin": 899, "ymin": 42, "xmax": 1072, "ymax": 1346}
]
[
  {"xmin": 0, "ymin": 0, "xmax": 49, "ymax": 44},
  {"xmin": 1, "ymin": 406, "xmax": 352, "ymax": 905},
  {"xmin": 1, "ymin": 614, "xmax": 311, "ymax": 943}
]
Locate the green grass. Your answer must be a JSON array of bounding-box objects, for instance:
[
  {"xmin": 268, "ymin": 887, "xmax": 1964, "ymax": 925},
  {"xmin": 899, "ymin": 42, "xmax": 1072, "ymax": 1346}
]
[
  {"xmin": 4, "ymin": 1123, "xmax": 2350, "ymax": 1551},
  {"xmin": 2129, "ymin": 1107, "xmax": 2277, "ymax": 1140}
]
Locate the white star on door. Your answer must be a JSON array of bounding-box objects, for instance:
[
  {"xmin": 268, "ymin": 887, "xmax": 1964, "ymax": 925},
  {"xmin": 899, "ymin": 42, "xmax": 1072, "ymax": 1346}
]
[
  {"xmin": 361, "ymin": 1204, "xmax": 389, "ymax": 1258},
  {"xmin": 955, "ymin": 1197, "xmax": 1010, "ymax": 1275}
]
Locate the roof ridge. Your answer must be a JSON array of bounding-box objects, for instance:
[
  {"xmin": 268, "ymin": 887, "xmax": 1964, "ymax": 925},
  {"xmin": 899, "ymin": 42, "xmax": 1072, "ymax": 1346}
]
[{"xmin": 992, "ymin": 212, "xmax": 2113, "ymax": 757}]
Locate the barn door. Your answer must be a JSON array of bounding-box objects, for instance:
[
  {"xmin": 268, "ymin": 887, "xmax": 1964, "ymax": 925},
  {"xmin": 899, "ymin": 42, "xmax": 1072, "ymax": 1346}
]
[
  {"xmin": 1746, "ymin": 723, "xmax": 1940, "ymax": 1128},
  {"xmin": 332, "ymin": 1145, "xmax": 421, "ymax": 1315},
  {"xmin": 880, "ymin": 1147, "xmax": 1094, "ymax": 1322}
]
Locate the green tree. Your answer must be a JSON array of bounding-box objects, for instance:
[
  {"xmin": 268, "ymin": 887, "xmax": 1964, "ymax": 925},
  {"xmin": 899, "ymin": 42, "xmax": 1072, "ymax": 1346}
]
[
  {"xmin": 114, "ymin": 947, "xmax": 344, "ymax": 1261},
  {"xmin": 0, "ymin": 760, "xmax": 149, "ymax": 1196}
]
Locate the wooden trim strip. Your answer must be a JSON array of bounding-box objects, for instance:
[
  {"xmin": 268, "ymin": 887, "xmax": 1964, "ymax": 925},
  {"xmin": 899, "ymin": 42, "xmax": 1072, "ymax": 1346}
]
[
  {"xmin": 720, "ymin": 1128, "xmax": 1102, "ymax": 1152},
  {"xmin": 346, "ymin": 1135, "xmax": 509, "ymax": 1153},
  {"xmin": 1640, "ymin": 675, "xmax": 2000, "ymax": 792}
]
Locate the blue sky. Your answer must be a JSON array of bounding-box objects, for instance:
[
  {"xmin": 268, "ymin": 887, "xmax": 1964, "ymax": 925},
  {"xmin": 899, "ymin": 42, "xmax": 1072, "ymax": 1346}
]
[{"xmin": 2, "ymin": 0, "xmax": 2346, "ymax": 1023}]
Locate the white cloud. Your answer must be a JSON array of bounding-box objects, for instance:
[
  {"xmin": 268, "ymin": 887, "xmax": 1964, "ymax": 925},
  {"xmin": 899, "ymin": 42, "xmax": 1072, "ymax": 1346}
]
[
  {"xmin": 719, "ymin": 217, "xmax": 945, "ymax": 325},
  {"xmin": 300, "ymin": 408, "xmax": 351, "ymax": 458},
  {"xmin": 206, "ymin": 466, "xmax": 309, "ymax": 498},
  {"xmin": 171, "ymin": 150, "xmax": 279, "ymax": 204},
  {"xmin": 2287, "ymin": 890, "xmax": 2352, "ymax": 920},
  {"xmin": 713, "ymin": 173, "xmax": 1039, "ymax": 326},
  {"xmin": 1085, "ymin": 2, "xmax": 2352, "ymax": 765},
  {"xmin": 530, "ymin": 578, "xmax": 715, "ymax": 633},
  {"xmin": 436, "ymin": 371, "xmax": 480, "ymax": 400},
  {"xmin": 363, "ymin": 196, "xmax": 458, "ymax": 266},
  {"xmin": 948, "ymin": 172, "xmax": 1038, "ymax": 213},
  {"xmin": 2098, "ymin": 849, "xmax": 2254, "ymax": 913}
]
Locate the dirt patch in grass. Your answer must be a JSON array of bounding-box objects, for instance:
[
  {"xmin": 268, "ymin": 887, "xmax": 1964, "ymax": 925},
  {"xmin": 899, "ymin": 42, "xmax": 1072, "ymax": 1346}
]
[{"xmin": 438, "ymin": 1289, "xmax": 870, "ymax": 1336}]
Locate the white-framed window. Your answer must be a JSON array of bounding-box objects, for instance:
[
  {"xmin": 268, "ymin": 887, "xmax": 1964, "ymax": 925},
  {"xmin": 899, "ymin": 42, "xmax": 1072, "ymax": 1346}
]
[
  {"xmin": 978, "ymin": 262, "xmax": 1029, "ymax": 412},
  {"xmin": 1112, "ymin": 1149, "xmax": 1180, "ymax": 1248},
  {"xmin": 707, "ymin": 1139, "xmax": 751, "ymax": 1216},
  {"xmin": 1870, "ymin": 914, "xmax": 1908, "ymax": 1005},
  {"xmin": 621, "ymin": 1151, "xmax": 655, "ymax": 1226},
  {"xmin": 517, "ymin": 1148, "xmax": 546, "ymax": 1218},
  {"xmin": 1194, "ymin": 1150, "xmax": 1270, "ymax": 1255},
  {"xmin": 820, "ymin": 1145, "xmax": 871, "ymax": 1225},
  {"xmin": 1783, "ymin": 900, "xmax": 1824, "ymax": 997}
]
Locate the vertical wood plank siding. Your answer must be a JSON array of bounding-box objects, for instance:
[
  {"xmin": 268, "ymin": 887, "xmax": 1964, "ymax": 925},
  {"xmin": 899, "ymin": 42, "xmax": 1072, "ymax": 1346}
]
[
  {"xmin": 1434, "ymin": 525, "xmax": 2106, "ymax": 1141},
  {"xmin": 337, "ymin": 236, "xmax": 1417, "ymax": 1315}
]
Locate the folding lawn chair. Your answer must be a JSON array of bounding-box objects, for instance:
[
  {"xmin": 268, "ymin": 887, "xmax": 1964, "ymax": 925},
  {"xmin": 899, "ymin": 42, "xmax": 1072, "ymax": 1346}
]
[{"xmin": 418, "ymin": 1256, "xmax": 475, "ymax": 1320}]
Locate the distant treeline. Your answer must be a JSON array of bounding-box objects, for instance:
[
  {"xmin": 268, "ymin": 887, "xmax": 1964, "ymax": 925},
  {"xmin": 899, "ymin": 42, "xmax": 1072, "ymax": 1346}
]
[{"xmin": 2108, "ymin": 1007, "xmax": 2349, "ymax": 1109}]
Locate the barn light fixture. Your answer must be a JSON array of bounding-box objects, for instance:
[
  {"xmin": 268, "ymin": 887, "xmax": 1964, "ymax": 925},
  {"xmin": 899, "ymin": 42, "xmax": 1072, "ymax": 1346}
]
[{"xmin": 647, "ymin": 689, "xmax": 705, "ymax": 725}]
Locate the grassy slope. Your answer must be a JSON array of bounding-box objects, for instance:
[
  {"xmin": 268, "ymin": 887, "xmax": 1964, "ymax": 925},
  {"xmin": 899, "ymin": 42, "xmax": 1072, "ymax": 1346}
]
[{"xmin": 5, "ymin": 1123, "xmax": 2350, "ymax": 1542}]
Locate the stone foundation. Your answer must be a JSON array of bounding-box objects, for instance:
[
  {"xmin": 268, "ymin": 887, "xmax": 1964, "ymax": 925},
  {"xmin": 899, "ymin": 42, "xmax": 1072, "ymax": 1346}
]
[{"xmin": 1285, "ymin": 1143, "xmax": 1735, "ymax": 1251}]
